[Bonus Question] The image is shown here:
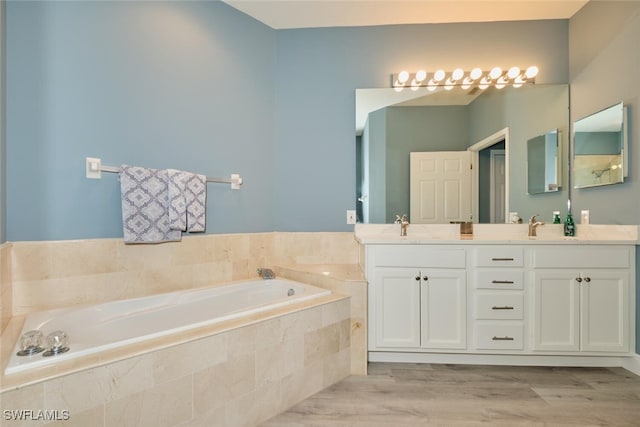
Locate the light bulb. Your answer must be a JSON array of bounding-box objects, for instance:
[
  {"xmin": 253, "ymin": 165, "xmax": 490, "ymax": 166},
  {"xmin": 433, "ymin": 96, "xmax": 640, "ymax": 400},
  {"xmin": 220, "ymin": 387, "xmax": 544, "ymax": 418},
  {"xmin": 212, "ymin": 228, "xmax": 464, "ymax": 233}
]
[
  {"xmin": 434, "ymin": 69, "xmax": 446, "ymax": 82},
  {"xmin": 415, "ymin": 70, "xmax": 427, "ymax": 82},
  {"xmin": 507, "ymin": 67, "xmax": 520, "ymax": 79},
  {"xmin": 461, "ymin": 77, "xmax": 473, "ymax": 90},
  {"xmin": 410, "ymin": 78, "xmax": 420, "ymax": 91},
  {"xmin": 489, "ymin": 67, "xmax": 502, "ymax": 80},
  {"xmin": 393, "ymin": 86, "xmax": 404, "ymax": 92},
  {"xmin": 444, "ymin": 78, "xmax": 455, "ymax": 90},
  {"xmin": 470, "ymin": 68, "xmax": 483, "ymax": 80},
  {"xmin": 513, "ymin": 75, "xmax": 525, "ymax": 88},
  {"xmin": 496, "ymin": 76, "xmax": 508, "ymax": 89},
  {"xmin": 398, "ymin": 70, "xmax": 410, "ymax": 84},
  {"xmin": 479, "ymin": 77, "xmax": 491, "ymax": 90},
  {"xmin": 452, "ymin": 68, "xmax": 464, "ymax": 81},
  {"xmin": 525, "ymin": 66, "xmax": 539, "ymax": 78}
]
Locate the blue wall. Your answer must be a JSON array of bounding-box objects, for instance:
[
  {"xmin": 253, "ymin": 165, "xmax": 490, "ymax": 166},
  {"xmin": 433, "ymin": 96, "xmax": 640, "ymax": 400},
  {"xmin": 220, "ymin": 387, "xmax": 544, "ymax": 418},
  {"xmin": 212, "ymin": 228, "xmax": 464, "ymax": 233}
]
[
  {"xmin": 273, "ymin": 20, "xmax": 568, "ymax": 231},
  {"xmin": 6, "ymin": 1, "xmax": 276, "ymax": 240},
  {"xmin": 5, "ymin": 3, "xmax": 569, "ymax": 239}
]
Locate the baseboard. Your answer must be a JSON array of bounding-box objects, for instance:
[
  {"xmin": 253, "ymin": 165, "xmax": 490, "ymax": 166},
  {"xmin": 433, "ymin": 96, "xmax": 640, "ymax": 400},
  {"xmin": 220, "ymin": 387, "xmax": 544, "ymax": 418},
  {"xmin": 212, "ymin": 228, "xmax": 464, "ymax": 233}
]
[
  {"xmin": 369, "ymin": 351, "xmax": 634, "ymax": 368},
  {"xmin": 621, "ymin": 353, "xmax": 640, "ymax": 376}
]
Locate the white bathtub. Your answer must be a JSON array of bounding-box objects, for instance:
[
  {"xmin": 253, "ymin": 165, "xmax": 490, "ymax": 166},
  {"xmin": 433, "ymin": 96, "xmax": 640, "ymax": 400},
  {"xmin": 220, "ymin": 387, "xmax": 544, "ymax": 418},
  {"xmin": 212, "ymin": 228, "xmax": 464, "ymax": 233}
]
[{"xmin": 5, "ymin": 278, "xmax": 330, "ymax": 375}]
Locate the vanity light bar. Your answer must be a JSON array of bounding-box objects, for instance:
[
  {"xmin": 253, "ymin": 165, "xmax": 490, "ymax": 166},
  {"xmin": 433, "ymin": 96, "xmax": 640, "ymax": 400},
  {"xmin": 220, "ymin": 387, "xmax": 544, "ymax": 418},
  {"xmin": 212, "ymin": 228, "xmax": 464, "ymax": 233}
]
[{"xmin": 392, "ymin": 66, "xmax": 539, "ymax": 92}]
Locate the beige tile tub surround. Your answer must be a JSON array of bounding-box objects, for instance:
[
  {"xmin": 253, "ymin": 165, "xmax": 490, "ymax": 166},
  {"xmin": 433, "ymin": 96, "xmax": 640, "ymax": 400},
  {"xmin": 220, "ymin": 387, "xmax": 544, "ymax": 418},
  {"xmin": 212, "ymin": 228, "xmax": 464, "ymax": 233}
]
[
  {"xmin": 1, "ymin": 297, "xmax": 351, "ymax": 427},
  {"xmin": 1, "ymin": 243, "xmax": 12, "ymax": 333},
  {"xmin": 10, "ymin": 232, "xmax": 360, "ymax": 315},
  {"xmin": 274, "ymin": 264, "xmax": 367, "ymax": 376}
]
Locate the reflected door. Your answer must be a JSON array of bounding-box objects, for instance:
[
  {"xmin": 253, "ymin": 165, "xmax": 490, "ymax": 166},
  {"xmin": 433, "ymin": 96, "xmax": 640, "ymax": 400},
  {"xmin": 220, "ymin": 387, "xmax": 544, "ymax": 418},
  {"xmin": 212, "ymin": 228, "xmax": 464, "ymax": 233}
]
[{"xmin": 410, "ymin": 151, "xmax": 472, "ymax": 223}]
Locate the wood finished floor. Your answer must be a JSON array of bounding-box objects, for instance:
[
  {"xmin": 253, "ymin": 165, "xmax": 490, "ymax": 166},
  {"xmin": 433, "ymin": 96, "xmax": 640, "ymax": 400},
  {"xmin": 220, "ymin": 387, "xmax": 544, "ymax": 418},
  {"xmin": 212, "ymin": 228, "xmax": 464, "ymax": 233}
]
[{"xmin": 262, "ymin": 363, "xmax": 640, "ymax": 426}]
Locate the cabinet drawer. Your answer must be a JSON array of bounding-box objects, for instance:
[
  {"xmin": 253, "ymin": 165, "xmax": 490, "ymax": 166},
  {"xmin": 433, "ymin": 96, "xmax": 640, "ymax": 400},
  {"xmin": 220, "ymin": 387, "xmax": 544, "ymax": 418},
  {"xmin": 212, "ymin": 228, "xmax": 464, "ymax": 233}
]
[
  {"xmin": 475, "ymin": 323, "xmax": 524, "ymax": 350},
  {"xmin": 372, "ymin": 246, "xmax": 466, "ymax": 268},
  {"xmin": 533, "ymin": 246, "xmax": 630, "ymax": 269},
  {"xmin": 474, "ymin": 247, "xmax": 523, "ymax": 267},
  {"xmin": 475, "ymin": 270, "xmax": 524, "ymax": 289},
  {"xmin": 475, "ymin": 293, "xmax": 523, "ymax": 320}
]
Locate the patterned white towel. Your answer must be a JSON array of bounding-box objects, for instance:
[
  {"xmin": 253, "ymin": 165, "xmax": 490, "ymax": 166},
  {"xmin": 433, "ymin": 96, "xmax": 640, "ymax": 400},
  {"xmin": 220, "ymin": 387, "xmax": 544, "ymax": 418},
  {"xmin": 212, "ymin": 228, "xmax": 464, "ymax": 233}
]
[
  {"xmin": 168, "ymin": 169, "xmax": 206, "ymax": 233},
  {"xmin": 119, "ymin": 165, "xmax": 182, "ymax": 244},
  {"xmin": 168, "ymin": 169, "xmax": 188, "ymax": 231}
]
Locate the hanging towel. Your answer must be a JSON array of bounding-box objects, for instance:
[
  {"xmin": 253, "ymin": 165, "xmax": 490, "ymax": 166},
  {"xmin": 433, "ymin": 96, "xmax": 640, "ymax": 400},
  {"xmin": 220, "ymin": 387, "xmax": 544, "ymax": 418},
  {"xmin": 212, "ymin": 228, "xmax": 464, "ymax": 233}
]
[
  {"xmin": 167, "ymin": 169, "xmax": 207, "ymax": 233},
  {"xmin": 184, "ymin": 172, "xmax": 207, "ymax": 232},
  {"xmin": 167, "ymin": 169, "xmax": 188, "ymax": 231},
  {"xmin": 119, "ymin": 165, "xmax": 182, "ymax": 244}
]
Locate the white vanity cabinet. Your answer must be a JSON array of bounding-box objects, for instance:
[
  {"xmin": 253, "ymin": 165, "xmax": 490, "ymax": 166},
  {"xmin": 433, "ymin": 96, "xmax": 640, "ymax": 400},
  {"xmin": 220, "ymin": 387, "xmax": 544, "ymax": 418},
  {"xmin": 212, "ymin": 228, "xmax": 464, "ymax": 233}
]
[
  {"xmin": 531, "ymin": 246, "xmax": 631, "ymax": 353},
  {"xmin": 367, "ymin": 245, "xmax": 467, "ymax": 351},
  {"xmin": 362, "ymin": 232, "xmax": 636, "ymax": 364}
]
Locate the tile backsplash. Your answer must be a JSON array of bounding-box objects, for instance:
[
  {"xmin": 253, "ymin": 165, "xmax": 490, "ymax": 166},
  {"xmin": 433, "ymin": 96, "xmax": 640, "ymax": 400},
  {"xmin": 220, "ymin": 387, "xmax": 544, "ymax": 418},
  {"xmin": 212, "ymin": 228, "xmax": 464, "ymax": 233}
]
[{"xmin": 4, "ymin": 232, "xmax": 360, "ymax": 317}]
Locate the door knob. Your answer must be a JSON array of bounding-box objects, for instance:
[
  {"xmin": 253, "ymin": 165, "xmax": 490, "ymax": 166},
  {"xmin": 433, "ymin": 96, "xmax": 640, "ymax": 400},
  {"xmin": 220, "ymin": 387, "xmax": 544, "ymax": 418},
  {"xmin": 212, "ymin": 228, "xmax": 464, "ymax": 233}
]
[
  {"xmin": 584, "ymin": 277, "xmax": 591, "ymax": 283},
  {"xmin": 415, "ymin": 276, "xmax": 421, "ymax": 281},
  {"xmin": 423, "ymin": 276, "xmax": 429, "ymax": 281},
  {"xmin": 576, "ymin": 277, "xmax": 582, "ymax": 283}
]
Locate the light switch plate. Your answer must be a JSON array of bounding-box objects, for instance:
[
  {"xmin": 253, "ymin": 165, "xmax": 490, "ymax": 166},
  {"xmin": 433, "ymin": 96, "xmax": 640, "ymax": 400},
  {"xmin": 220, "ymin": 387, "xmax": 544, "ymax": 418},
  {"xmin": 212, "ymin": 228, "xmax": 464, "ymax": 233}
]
[
  {"xmin": 346, "ymin": 210, "xmax": 356, "ymax": 225},
  {"xmin": 581, "ymin": 210, "xmax": 590, "ymax": 224}
]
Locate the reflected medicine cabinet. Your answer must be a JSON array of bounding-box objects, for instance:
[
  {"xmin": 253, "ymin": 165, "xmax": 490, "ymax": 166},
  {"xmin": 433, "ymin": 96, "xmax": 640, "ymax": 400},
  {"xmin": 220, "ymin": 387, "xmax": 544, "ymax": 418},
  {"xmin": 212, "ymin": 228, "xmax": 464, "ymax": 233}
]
[{"xmin": 573, "ymin": 102, "xmax": 628, "ymax": 189}]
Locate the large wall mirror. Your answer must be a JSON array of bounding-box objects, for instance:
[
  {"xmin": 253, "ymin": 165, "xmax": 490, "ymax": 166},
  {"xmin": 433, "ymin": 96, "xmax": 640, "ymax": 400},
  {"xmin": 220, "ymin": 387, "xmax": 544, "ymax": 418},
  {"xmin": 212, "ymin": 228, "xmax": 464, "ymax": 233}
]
[
  {"xmin": 356, "ymin": 84, "xmax": 570, "ymax": 224},
  {"xmin": 573, "ymin": 102, "xmax": 627, "ymax": 189}
]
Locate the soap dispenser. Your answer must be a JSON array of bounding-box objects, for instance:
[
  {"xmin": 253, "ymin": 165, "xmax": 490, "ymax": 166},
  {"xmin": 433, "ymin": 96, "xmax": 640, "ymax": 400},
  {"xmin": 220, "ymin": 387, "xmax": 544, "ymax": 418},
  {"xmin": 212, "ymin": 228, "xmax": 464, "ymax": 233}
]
[
  {"xmin": 552, "ymin": 211, "xmax": 561, "ymax": 224},
  {"xmin": 564, "ymin": 212, "xmax": 576, "ymax": 237}
]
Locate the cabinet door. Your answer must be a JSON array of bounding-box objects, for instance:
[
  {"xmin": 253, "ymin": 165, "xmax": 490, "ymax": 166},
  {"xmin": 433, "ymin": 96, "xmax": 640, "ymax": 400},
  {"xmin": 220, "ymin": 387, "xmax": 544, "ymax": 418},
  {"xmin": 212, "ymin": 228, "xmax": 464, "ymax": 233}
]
[
  {"xmin": 420, "ymin": 269, "xmax": 466, "ymax": 349},
  {"xmin": 531, "ymin": 270, "xmax": 580, "ymax": 351},
  {"xmin": 580, "ymin": 270, "xmax": 629, "ymax": 352},
  {"xmin": 373, "ymin": 268, "xmax": 421, "ymax": 348}
]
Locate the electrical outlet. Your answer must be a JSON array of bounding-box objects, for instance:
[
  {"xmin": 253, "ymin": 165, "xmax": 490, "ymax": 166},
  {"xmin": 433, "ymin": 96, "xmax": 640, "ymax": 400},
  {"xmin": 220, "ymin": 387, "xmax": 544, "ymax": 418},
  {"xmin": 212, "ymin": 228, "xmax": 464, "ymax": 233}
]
[{"xmin": 346, "ymin": 210, "xmax": 356, "ymax": 225}]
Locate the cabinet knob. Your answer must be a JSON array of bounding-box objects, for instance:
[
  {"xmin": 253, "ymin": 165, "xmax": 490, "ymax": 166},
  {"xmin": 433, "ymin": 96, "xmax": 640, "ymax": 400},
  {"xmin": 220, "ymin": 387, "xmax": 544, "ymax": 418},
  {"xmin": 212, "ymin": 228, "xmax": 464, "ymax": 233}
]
[
  {"xmin": 415, "ymin": 276, "xmax": 421, "ymax": 281},
  {"xmin": 575, "ymin": 277, "xmax": 583, "ymax": 283},
  {"xmin": 584, "ymin": 277, "xmax": 591, "ymax": 283},
  {"xmin": 423, "ymin": 276, "xmax": 429, "ymax": 281}
]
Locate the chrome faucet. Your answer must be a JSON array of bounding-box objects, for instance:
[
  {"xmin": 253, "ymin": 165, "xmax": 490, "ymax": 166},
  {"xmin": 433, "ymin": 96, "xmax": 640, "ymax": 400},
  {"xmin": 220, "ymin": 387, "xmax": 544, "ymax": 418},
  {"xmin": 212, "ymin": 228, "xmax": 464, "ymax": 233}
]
[
  {"xmin": 257, "ymin": 268, "xmax": 275, "ymax": 279},
  {"xmin": 395, "ymin": 214, "xmax": 409, "ymax": 237},
  {"xmin": 528, "ymin": 214, "xmax": 545, "ymax": 237}
]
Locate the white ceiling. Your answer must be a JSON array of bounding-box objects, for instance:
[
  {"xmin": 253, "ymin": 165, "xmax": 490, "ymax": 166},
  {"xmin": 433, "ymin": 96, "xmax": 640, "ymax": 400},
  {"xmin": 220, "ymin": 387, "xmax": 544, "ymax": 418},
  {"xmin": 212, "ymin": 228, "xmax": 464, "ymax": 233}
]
[{"xmin": 222, "ymin": 0, "xmax": 589, "ymax": 30}]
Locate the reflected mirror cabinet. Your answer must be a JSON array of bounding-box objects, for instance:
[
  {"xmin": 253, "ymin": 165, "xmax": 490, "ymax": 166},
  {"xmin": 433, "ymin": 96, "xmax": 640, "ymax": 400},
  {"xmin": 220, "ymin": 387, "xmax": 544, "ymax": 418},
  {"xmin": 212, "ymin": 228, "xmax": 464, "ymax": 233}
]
[{"xmin": 573, "ymin": 102, "xmax": 627, "ymax": 189}]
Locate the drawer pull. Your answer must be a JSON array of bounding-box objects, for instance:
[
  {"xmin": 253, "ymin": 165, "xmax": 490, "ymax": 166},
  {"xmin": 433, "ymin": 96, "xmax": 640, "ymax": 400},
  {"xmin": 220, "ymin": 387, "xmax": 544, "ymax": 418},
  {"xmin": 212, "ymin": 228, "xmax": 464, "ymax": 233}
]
[
  {"xmin": 491, "ymin": 257, "xmax": 515, "ymax": 261},
  {"xmin": 491, "ymin": 306, "xmax": 514, "ymax": 310},
  {"xmin": 492, "ymin": 336, "xmax": 515, "ymax": 341},
  {"xmin": 491, "ymin": 280, "xmax": 515, "ymax": 284}
]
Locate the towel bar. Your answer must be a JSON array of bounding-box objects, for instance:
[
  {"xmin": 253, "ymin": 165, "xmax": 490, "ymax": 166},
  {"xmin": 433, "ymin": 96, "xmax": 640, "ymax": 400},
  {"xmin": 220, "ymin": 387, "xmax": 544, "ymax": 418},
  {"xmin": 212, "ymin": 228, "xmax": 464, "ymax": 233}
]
[{"xmin": 86, "ymin": 157, "xmax": 243, "ymax": 189}]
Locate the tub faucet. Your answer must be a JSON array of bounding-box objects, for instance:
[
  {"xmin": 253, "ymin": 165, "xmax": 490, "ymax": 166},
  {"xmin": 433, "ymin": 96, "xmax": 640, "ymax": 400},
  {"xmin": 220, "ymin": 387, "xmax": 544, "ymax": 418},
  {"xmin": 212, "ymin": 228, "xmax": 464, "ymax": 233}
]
[
  {"xmin": 257, "ymin": 268, "xmax": 275, "ymax": 279},
  {"xmin": 528, "ymin": 214, "xmax": 545, "ymax": 237},
  {"xmin": 395, "ymin": 214, "xmax": 409, "ymax": 237}
]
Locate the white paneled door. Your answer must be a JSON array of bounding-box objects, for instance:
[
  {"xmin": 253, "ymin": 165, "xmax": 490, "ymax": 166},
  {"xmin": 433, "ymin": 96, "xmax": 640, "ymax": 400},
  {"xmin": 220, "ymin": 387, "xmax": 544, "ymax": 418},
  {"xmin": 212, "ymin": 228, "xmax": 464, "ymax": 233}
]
[{"xmin": 410, "ymin": 151, "xmax": 472, "ymax": 223}]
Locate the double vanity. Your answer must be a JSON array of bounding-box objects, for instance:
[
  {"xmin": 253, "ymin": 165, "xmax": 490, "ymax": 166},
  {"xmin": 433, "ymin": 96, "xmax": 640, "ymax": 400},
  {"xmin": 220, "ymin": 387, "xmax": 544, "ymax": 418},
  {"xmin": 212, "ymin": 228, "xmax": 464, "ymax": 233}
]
[{"xmin": 356, "ymin": 223, "xmax": 637, "ymax": 366}]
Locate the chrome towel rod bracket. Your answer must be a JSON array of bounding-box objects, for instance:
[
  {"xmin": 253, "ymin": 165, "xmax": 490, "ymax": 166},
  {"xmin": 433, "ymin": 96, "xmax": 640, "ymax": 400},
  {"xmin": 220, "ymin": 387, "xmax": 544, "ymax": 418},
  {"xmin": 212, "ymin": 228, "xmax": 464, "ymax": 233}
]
[{"xmin": 85, "ymin": 157, "xmax": 243, "ymax": 189}]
